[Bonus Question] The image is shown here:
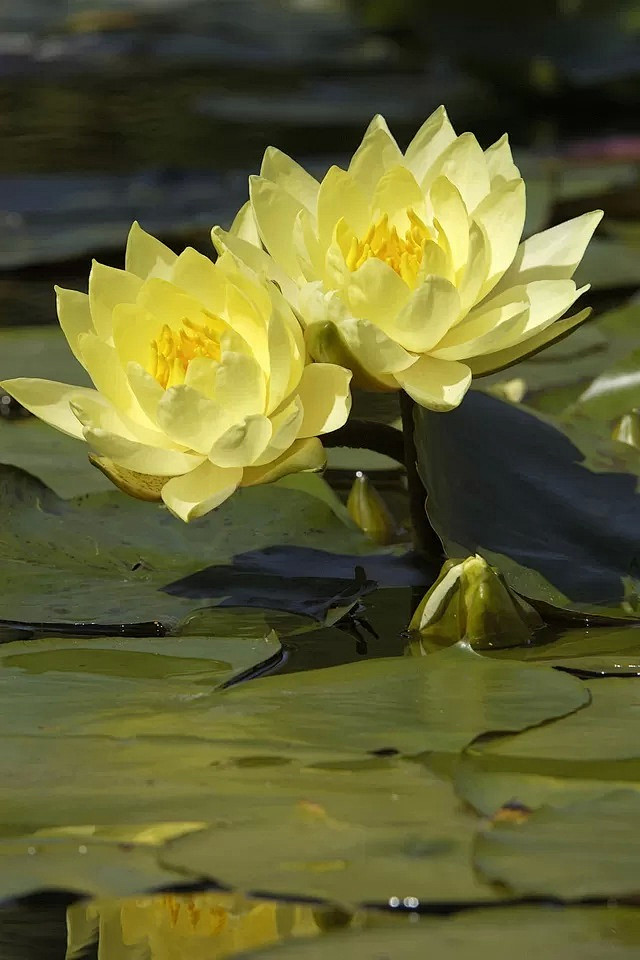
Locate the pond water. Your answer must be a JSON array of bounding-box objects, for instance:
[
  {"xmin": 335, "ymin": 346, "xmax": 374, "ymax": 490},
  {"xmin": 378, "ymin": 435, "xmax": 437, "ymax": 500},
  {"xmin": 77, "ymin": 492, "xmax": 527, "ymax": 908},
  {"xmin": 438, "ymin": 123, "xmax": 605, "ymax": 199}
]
[{"xmin": 2, "ymin": 0, "xmax": 640, "ymax": 957}]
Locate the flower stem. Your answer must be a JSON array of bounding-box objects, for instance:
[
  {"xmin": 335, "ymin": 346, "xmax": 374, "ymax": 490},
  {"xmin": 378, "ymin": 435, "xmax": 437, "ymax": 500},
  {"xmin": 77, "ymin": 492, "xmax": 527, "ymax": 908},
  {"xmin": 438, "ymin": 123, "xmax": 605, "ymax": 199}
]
[{"xmin": 399, "ymin": 391, "xmax": 443, "ymax": 561}]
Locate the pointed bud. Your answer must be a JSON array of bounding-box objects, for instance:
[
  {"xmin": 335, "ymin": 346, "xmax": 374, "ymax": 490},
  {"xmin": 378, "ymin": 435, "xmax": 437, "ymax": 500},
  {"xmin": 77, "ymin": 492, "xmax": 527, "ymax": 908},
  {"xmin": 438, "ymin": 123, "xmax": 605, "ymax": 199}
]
[
  {"xmin": 612, "ymin": 410, "xmax": 640, "ymax": 450},
  {"xmin": 347, "ymin": 471, "xmax": 396, "ymax": 545},
  {"xmin": 408, "ymin": 554, "xmax": 543, "ymax": 650}
]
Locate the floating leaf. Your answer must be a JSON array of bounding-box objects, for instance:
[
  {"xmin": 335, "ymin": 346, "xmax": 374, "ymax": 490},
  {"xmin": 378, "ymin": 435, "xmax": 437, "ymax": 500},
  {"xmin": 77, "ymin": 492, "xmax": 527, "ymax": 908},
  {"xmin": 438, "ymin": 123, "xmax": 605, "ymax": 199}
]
[
  {"xmin": 242, "ymin": 906, "xmax": 640, "ymax": 959},
  {"xmin": 0, "ymin": 465, "xmax": 412, "ymax": 630},
  {"xmin": 475, "ymin": 791, "xmax": 640, "ymax": 899}
]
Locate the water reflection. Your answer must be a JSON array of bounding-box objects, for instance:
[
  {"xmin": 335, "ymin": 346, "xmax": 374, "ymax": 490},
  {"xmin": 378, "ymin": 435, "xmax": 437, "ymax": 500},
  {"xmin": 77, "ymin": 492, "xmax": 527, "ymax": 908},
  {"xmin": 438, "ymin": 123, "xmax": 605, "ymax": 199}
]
[{"xmin": 65, "ymin": 891, "xmax": 377, "ymax": 960}]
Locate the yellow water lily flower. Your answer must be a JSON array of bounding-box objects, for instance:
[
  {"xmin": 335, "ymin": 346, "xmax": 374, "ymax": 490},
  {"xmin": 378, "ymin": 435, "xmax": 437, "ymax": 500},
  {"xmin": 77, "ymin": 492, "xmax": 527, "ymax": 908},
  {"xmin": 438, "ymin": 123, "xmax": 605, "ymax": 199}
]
[
  {"xmin": 1, "ymin": 224, "xmax": 352, "ymax": 521},
  {"xmin": 213, "ymin": 107, "xmax": 602, "ymax": 410}
]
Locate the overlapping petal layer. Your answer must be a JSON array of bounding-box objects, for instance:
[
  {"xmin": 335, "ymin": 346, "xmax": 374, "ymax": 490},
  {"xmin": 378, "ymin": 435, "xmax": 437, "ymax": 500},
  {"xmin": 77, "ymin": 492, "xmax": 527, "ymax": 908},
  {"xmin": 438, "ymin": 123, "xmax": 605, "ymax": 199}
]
[
  {"xmin": 214, "ymin": 108, "xmax": 602, "ymax": 410},
  {"xmin": 2, "ymin": 225, "xmax": 352, "ymax": 521}
]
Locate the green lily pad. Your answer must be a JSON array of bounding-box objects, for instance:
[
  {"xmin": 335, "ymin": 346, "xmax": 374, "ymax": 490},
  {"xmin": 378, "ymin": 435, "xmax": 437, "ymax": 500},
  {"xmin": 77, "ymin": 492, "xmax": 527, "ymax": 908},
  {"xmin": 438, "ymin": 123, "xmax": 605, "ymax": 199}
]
[
  {"xmin": 0, "ymin": 641, "xmax": 586, "ymax": 902},
  {"xmin": 475, "ymin": 791, "xmax": 640, "ymax": 899},
  {"xmin": 486, "ymin": 623, "xmax": 640, "ymax": 675},
  {"xmin": 0, "ymin": 464, "xmax": 402, "ymax": 630},
  {"xmin": 454, "ymin": 678, "xmax": 640, "ymax": 817},
  {"xmin": 0, "ymin": 835, "xmax": 196, "ymax": 902},
  {"xmin": 242, "ymin": 906, "xmax": 640, "ymax": 959}
]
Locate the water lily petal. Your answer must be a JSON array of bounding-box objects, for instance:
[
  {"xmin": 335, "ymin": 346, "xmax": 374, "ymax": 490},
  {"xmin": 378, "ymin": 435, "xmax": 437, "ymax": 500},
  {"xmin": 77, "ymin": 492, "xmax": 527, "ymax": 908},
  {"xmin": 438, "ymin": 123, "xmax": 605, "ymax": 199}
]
[
  {"xmin": 0, "ymin": 377, "xmax": 96, "ymax": 439},
  {"xmin": 429, "ymin": 176, "xmax": 469, "ymax": 276},
  {"xmin": 214, "ymin": 351, "xmax": 267, "ymax": 420},
  {"xmin": 472, "ymin": 178, "xmax": 526, "ymax": 298},
  {"xmin": 169, "ymin": 247, "xmax": 226, "ymax": 315},
  {"xmin": 126, "ymin": 361, "xmax": 165, "ymax": 424},
  {"xmin": 77, "ymin": 332, "xmax": 137, "ymax": 418},
  {"xmin": 494, "ymin": 210, "xmax": 604, "ymax": 291},
  {"xmin": 241, "ymin": 437, "xmax": 326, "ymax": 487},
  {"xmin": 254, "ymin": 398, "xmax": 304, "ymax": 465},
  {"xmin": 249, "ymin": 175, "xmax": 305, "ymax": 279},
  {"xmin": 478, "ymin": 278, "xmax": 585, "ymax": 347},
  {"xmin": 261, "ymin": 146, "xmax": 320, "ymax": 212},
  {"xmin": 55, "ymin": 287, "xmax": 94, "ymax": 366},
  {"xmin": 211, "ymin": 226, "xmax": 299, "ymax": 306},
  {"xmin": 395, "ymin": 355, "xmax": 472, "ymax": 410},
  {"xmin": 83, "ymin": 427, "xmax": 203, "ymax": 475},
  {"xmin": 229, "ymin": 200, "xmax": 261, "ymax": 245},
  {"xmin": 304, "ymin": 319, "xmax": 397, "ymax": 390},
  {"xmin": 484, "ymin": 133, "xmax": 520, "ymax": 183},
  {"xmin": 88, "ymin": 261, "xmax": 142, "ymax": 340},
  {"xmin": 125, "ymin": 221, "xmax": 177, "ymax": 280},
  {"xmin": 156, "ymin": 384, "xmax": 230, "ymax": 454},
  {"xmin": 339, "ymin": 316, "xmax": 416, "ymax": 377},
  {"xmin": 456, "ymin": 222, "xmax": 490, "ymax": 315},
  {"xmin": 296, "ymin": 363, "xmax": 352, "ymax": 438},
  {"xmin": 161, "ymin": 461, "xmax": 243, "ymax": 522},
  {"xmin": 209, "ymin": 414, "xmax": 273, "ymax": 467},
  {"xmin": 468, "ymin": 307, "xmax": 592, "ymax": 376},
  {"xmin": 426, "ymin": 133, "xmax": 491, "ymax": 213},
  {"xmin": 390, "ymin": 276, "xmax": 461, "ymax": 353},
  {"xmin": 371, "ymin": 165, "xmax": 424, "ymax": 226},
  {"xmin": 432, "ymin": 307, "xmax": 530, "ymax": 361},
  {"xmin": 317, "ymin": 166, "xmax": 370, "ymax": 251},
  {"xmin": 405, "ymin": 104, "xmax": 457, "ymax": 185},
  {"xmin": 347, "ymin": 256, "xmax": 411, "ymax": 326},
  {"xmin": 348, "ymin": 114, "xmax": 404, "ymax": 193}
]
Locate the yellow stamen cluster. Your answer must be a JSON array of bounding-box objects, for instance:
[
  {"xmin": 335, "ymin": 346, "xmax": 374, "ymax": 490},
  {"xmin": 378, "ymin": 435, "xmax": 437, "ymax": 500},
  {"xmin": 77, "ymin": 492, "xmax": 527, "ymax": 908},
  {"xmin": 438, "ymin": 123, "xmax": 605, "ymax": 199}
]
[
  {"xmin": 162, "ymin": 894, "xmax": 228, "ymax": 934},
  {"xmin": 345, "ymin": 209, "xmax": 431, "ymax": 287},
  {"xmin": 150, "ymin": 316, "xmax": 221, "ymax": 389}
]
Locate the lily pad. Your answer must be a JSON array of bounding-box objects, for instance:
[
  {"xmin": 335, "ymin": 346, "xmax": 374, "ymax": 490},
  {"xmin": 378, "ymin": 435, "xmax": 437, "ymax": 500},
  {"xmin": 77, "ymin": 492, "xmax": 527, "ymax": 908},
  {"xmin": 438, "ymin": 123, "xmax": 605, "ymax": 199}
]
[
  {"xmin": 454, "ymin": 678, "xmax": 640, "ymax": 817},
  {"xmin": 475, "ymin": 790, "xmax": 640, "ymax": 899},
  {"xmin": 242, "ymin": 906, "xmax": 640, "ymax": 959},
  {"xmin": 0, "ymin": 464, "xmax": 411, "ymax": 630},
  {"xmin": 486, "ymin": 623, "xmax": 640, "ymax": 675},
  {"xmin": 0, "ymin": 641, "xmax": 586, "ymax": 902},
  {"xmin": 416, "ymin": 391, "xmax": 640, "ymax": 617}
]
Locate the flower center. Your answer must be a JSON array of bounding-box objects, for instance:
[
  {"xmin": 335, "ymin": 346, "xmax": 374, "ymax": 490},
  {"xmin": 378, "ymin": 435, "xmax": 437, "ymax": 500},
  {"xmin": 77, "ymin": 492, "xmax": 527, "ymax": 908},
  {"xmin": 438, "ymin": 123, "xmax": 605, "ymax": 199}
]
[
  {"xmin": 345, "ymin": 209, "xmax": 431, "ymax": 287},
  {"xmin": 149, "ymin": 316, "xmax": 221, "ymax": 389}
]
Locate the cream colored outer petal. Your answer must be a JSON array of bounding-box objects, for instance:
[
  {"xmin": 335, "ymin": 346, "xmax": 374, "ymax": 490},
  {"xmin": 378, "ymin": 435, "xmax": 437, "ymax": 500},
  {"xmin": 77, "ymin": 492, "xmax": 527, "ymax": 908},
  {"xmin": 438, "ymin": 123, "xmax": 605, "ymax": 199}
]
[
  {"xmin": 492, "ymin": 210, "xmax": 604, "ymax": 292},
  {"xmin": 0, "ymin": 378, "xmax": 96, "ymax": 439},
  {"xmin": 472, "ymin": 178, "xmax": 526, "ymax": 299},
  {"xmin": 394, "ymin": 356, "xmax": 472, "ymax": 411},
  {"xmin": 431, "ymin": 307, "xmax": 530, "ymax": 361},
  {"xmin": 484, "ymin": 134, "xmax": 521, "ymax": 183},
  {"xmin": 429, "ymin": 176, "xmax": 469, "ymax": 277},
  {"xmin": 347, "ymin": 257, "xmax": 411, "ymax": 328},
  {"xmin": 168, "ymin": 247, "xmax": 225, "ymax": 314},
  {"xmin": 316, "ymin": 166, "xmax": 370, "ymax": 251},
  {"xmin": 214, "ymin": 351, "xmax": 267, "ymax": 420},
  {"xmin": 468, "ymin": 307, "xmax": 592, "ymax": 377},
  {"xmin": 240, "ymin": 437, "xmax": 326, "ymax": 487},
  {"xmin": 371, "ymin": 165, "xmax": 424, "ymax": 224},
  {"xmin": 338, "ymin": 316, "xmax": 416, "ymax": 377},
  {"xmin": 456, "ymin": 222, "xmax": 491, "ymax": 316},
  {"xmin": 161, "ymin": 461, "xmax": 243, "ymax": 522},
  {"xmin": 293, "ymin": 206, "xmax": 324, "ymax": 280},
  {"xmin": 208, "ymin": 414, "xmax": 272, "ymax": 468},
  {"xmin": 389, "ymin": 276, "xmax": 462, "ymax": 353},
  {"xmin": 125, "ymin": 221, "xmax": 177, "ymax": 280},
  {"xmin": 77, "ymin": 333, "xmax": 137, "ymax": 420},
  {"xmin": 126, "ymin": 360, "xmax": 165, "ymax": 424},
  {"xmin": 229, "ymin": 200, "xmax": 261, "ymax": 245},
  {"xmin": 249, "ymin": 175, "xmax": 305, "ymax": 280},
  {"xmin": 404, "ymin": 105, "xmax": 457, "ymax": 185},
  {"xmin": 476, "ymin": 279, "xmax": 585, "ymax": 350},
  {"xmin": 69, "ymin": 391, "xmax": 140, "ymax": 439},
  {"xmin": 88, "ymin": 455, "xmax": 167, "ymax": 503},
  {"xmin": 304, "ymin": 320, "xmax": 397, "ymax": 391},
  {"xmin": 426, "ymin": 133, "xmax": 491, "ymax": 214},
  {"xmin": 295, "ymin": 363, "xmax": 352, "ymax": 438},
  {"xmin": 433, "ymin": 297, "xmax": 529, "ymax": 356},
  {"xmin": 88, "ymin": 261, "xmax": 143, "ymax": 341},
  {"xmin": 260, "ymin": 146, "xmax": 320, "ymax": 212},
  {"xmin": 253, "ymin": 398, "xmax": 304, "ymax": 466},
  {"xmin": 83, "ymin": 427, "xmax": 204, "ymax": 475},
  {"xmin": 264, "ymin": 299, "xmax": 295, "ymax": 415},
  {"xmin": 223, "ymin": 281, "xmax": 270, "ymax": 375},
  {"xmin": 155, "ymin": 384, "xmax": 230, "ymax": 454},
  {"xmin": 211, "ymin": 226, "xmax": 300, "ymax": 307},
  {"xmin": 55, "ymin": 287, "xmax": 94, "ymax": 367},
  {"xmin": 348, "ymin": 114, "xmax": 404, "ymax": 193}
]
